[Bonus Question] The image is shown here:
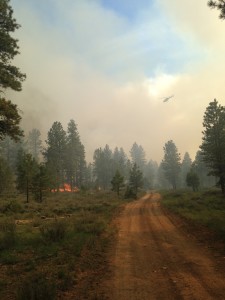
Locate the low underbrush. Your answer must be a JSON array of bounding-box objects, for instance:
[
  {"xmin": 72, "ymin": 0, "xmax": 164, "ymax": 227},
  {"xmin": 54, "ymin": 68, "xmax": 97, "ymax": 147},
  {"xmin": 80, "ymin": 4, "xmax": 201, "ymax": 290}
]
[
  {"xmin": 0, "ymin": 190, "xmax": 132, "ymax": 299},
  {"xmin": 161, "ymin": 189, "xmax": 225, "ymax": 240}
]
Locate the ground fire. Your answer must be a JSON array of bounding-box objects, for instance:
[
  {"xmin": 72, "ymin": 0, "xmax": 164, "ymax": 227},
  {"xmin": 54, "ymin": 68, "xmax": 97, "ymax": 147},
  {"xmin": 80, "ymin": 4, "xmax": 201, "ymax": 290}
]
[{"xmin": 52, "ymin": 184, "xmax": 79, "ymax": 192}]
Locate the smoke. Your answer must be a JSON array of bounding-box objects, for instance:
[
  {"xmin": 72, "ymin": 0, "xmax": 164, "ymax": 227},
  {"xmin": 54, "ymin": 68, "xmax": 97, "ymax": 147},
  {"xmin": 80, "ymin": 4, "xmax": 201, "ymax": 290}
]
[{"xmin": 9, "ymin": 0, "xmax": 225, "ymax": 162}]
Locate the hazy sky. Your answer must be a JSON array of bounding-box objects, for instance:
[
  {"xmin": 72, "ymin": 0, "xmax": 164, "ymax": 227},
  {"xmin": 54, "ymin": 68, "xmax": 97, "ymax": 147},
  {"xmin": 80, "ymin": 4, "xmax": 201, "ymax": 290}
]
[{"xmin": 9, "ymin": 0, "xmax": 225, "ymax": 163}]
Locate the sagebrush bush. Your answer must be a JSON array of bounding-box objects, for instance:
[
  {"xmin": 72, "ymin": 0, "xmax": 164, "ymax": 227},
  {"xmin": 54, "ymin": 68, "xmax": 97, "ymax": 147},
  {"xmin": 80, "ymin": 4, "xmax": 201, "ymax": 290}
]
[
  {"xmin": 40, "ymin": 219, "xmax": 67, "ymax": 242},
  {"xmin": 0, "ymin": 218, "xmax": 16, "ymax": 250},
  {"xmin": 1, "ymin": 200, "xmax": 22, "ymax": 214},
  {"xmin": 16, "ymin": 272, "xmax": 56, "ymax": 300},
  {"xmin": 74, "ymin": 213, "xmax": 106, "ymax": 235}
]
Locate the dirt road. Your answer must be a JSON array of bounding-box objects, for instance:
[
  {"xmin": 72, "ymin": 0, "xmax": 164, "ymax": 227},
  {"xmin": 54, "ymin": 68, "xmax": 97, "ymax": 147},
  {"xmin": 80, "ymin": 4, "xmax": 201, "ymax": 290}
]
[{"xmin": 105, "ymin": 193, "xmax": 225, "ymax": 300}]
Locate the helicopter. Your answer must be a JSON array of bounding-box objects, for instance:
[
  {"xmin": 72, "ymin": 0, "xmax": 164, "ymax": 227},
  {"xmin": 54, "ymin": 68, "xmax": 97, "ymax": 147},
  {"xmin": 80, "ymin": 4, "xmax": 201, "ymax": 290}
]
[{"xmin": 162, "ymin": 95, "xmax": 174, "ymax": 102}]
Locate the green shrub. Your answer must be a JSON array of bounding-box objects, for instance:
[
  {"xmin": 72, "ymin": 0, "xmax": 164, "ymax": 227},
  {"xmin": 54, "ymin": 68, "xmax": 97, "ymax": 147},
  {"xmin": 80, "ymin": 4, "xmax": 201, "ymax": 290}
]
[
  {"xmin": 16, "ymin": 272, "xmax": 56, "ymax": 300},
  {"xmin": 74, "ymin": 213, "xmax": 106, "ymax": 235},
  {"xmin": 124, "ymin": 186, "xmax": 136, "ymax": 199},
  {"xmin": 0, "ymin": 252, "xmax": 19, "ymax": 264},
  {"xmin": 40, "ymin": 220, "xmax": 67, "ymax": 242},
  {"xmin": 0, "ymin": 218, "xmax": 16, "ymax": 250},
  {"xmin": 1, "ymin": 200, "xmax": 22, "ymax": 214}
]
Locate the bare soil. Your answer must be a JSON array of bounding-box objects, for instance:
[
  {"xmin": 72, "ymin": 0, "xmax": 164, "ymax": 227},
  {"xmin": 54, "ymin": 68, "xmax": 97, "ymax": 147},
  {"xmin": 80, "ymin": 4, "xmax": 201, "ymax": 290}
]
[{"xmin": 103, "ymin": 193, "xmax": 225, "ymax": 300}]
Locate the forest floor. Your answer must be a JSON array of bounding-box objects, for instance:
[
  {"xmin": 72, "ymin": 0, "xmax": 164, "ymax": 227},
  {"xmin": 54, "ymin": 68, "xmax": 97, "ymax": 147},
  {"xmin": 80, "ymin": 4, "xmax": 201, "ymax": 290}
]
[{"xmin": 101, "ymin": 193, "xmax": 225, "ymax": 300}]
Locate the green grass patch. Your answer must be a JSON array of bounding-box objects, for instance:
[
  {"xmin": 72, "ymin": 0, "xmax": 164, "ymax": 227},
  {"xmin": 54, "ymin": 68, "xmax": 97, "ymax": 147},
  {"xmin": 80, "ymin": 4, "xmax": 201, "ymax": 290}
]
[{"xmin": 161, "ymin": 189, "xmax": 225, "ymax": 239}]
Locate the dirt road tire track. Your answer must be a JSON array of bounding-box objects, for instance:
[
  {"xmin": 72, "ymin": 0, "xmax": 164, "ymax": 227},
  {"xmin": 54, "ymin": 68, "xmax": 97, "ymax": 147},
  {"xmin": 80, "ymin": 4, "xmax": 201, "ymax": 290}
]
[{"xmin": 104, "ymin": 193, "xmax": 225, "ymax": 300}]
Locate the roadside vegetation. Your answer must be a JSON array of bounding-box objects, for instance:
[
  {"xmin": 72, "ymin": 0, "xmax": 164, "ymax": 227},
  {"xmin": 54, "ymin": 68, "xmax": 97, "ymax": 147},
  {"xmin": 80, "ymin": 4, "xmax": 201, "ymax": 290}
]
[
  {"xmin": 0, "ymin": 190, "xmax": 133, "ymax": 300},
  {"xmin": 161, "ymin": 189, "xmax": 225, "ymax": 240}
]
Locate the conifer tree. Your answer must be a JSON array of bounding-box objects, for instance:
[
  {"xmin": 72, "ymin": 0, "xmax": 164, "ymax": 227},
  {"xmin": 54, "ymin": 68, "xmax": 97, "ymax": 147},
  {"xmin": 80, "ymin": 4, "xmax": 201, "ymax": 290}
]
[
  {"xmin": 0, "ymin": 0, "xmax": 26, "ymax": 140},
  {"xmin": 143, "ymin": 160, "xmax": 158, "ymax": 189},
  {"xmin": 130, "ymin": 142, "xmax": 146, "ymax": 172},
  {"xmin": 44, "ymin": 122, "xmax": 67, "ymax": 191},
  {"xmin": 65, "ymin": 119, "xmax": 80, "ymax": 189},
  {"xmin": 128, "ymin": 163, "xmax": 143, "ymax": 198},
  {"xmin": 0, "ymin": 135, "xmax": 24, "ymax": 171},
  {"xmin": 26, "ymin": 129, "xmax": 42, "ymax": 162},
  {"xmin": 93, "ymin": 145, "xmax": 113, "ymax": 189},
  {"xmin": 112, "ymin": 147, "xmax": 127, "ymax": 177},
  {"xmin": 0, "ymin": 0, "xmax": 26, "ymax": 91},
  {"xmin": 0, "ymin": 156, "xmax": 13, "ymax": 194},
  {"xmin": 32, "ymin": 163, "xmax": 49, "ymax": 202},
  {"xmin": 16, "ymin": 151, "xmax": 38, "ymax": 202},
  {"xmin": 111, "ymin": 170, "xmax": 124, "ymax": 196},
  {"xmin": 200, "ymin": 99, "xmax": 225, "ymax": 193},
  {"xmin": 192, "ymin": 150, "xmax": 216, "ymax": 188},
  {"xmin": 162, "ymin": 140, "xmax": 181, "ymax": 190},
  {"xmin": 180, "ymin": 152, "xmax": 192, "ymax": 187},
  {"xmin": 186, "ymin": 170, "xmax": 200, "ymax": 192}
]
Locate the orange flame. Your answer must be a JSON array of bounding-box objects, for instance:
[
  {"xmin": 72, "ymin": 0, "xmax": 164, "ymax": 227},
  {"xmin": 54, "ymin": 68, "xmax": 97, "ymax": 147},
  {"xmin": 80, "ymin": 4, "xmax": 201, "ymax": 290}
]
[{"xmin": 52, "ymin": 184, "xmax": 79, "ymax": 193}]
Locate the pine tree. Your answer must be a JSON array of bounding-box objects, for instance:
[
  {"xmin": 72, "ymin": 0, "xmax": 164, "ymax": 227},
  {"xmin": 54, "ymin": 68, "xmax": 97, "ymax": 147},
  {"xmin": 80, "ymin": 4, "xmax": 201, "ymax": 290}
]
[
  {"xmin": 180, "ymin": 152, "xmax": 192, "ymax": 187},
  {"xmin": 0, "ymin": 135, "xmax": 24, "ymax": 171},
  {"xmin": 162, "ymin": 140, "xmax": 181, "ymax": 190},
  {"xmin": 143, "ymin": 160, "xmax": 158, "ymax": 189},
  {"xmin": 0, "ymin": 0, "xmax": 26, "ymax": 140},
  {"xmin": 84, "ymin": 163, "xmax": 94, "ymax": 189},
  {"xmin": 112, "ymin": 147, "xmax": 127, "ymax": 177},
  {"xmin": 16, "ymin": 151, "xmax": 38, "ymax": 202},
  {"xmin": 76, "ymin": 142, "xmax": 86, "ymax": 188},
  {"xmin": 0, "ymin": 0, "xmax": 26, "ymax": 91},
  {"xmin": 130, "ymin": 142, "xmax": 146, "ymax": 172},
  {"xmin": 26, "ymin": 129, "xmax": 42, "ymax": 162},
  {"xmin": 186, "ymin": 170, "xmax": 200, "ymax": 192},
  {"xmin": 0, "ymin": 156, "xmax": 13, "ymax": 194},
  {"xmin": 65, "ymin": 119, "xmax": 80, "ymax": 190},
  {"xmin": 128, "ymin": 163, "xmax": 143, "ymax": 198},
  {"xmin": 157, "ymin": 162, "xmax": 171, "ymax": 189},
  {"xmin": 32, "ymin": 163, "xmax": 49, "ymax": 202},
  {"xmin": 93, "ymin": 145, "xmax": 113, "ymax": 189},
  {"xmin": 111, "ymin": 170, "xmax": 124, "ymax": 196},
  {"xmin": 192, "ymin": 150, "xmax": 216, "ymax": 188},
  {"xmin": 200, "ymin": 99, "xmax": 225, "ymax": 193},
  {"xmin": 44, "ymin": 122, "xmax": 67, "ymax": 191},
  {"xmin": 0, "ymin": 99, "xmax": 23, "ymax": 141}
]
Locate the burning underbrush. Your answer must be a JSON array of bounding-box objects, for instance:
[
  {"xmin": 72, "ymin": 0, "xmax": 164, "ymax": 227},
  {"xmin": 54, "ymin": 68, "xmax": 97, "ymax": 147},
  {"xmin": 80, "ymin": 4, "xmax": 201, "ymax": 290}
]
[{"xmin": 51, "ymin": 183, "xmax": 79, "ymax": 193}]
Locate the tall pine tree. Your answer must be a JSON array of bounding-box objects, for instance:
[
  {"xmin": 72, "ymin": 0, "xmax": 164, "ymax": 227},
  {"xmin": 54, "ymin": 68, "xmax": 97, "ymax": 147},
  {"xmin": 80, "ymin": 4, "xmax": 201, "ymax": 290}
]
[
  {"xmin": 130, "ymin": 142, "xmax": 146, "ymax": 172},
  {"xmin": 162, "ymin": 140, "xmax": 181, "ymax": 190},
  {"xmin": 26, "ymin": 129, "xmax": 42, "ymax": 162},
  {"xmin": 200, "ymin": 99, "xmax": 225, "ymax": 193},
  {"xmin": 180, "ymin": 152, "xmax": 192, "ymax": 188},
  {"xmin": 0, "ymin": 0, "xmax": 26, "ymax": 140},
  {"xmin": 44, "ymin": 122, "xmax": 67, "ymax": 191}
]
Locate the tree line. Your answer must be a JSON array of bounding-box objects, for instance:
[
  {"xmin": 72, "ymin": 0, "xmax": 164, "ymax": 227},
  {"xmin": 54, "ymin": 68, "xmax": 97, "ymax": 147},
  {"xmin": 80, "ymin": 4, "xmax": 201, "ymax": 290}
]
[
  {"xmin": 160, "ymin": 99, "xmax": 225, "ymax": 194},
  {"xmin": 0, "ymin": 119, "xmax": 86, "ymax": 201}
]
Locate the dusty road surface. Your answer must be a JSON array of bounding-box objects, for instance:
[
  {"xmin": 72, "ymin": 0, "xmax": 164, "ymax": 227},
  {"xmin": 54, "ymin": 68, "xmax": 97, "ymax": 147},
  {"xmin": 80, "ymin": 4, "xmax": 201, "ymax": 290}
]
[{"xmin": 105, "ymin": 193, "xmax": 225, "ymax": 300}]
